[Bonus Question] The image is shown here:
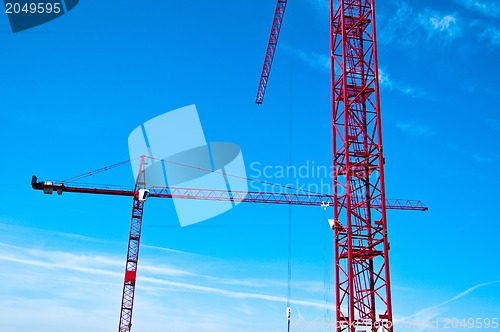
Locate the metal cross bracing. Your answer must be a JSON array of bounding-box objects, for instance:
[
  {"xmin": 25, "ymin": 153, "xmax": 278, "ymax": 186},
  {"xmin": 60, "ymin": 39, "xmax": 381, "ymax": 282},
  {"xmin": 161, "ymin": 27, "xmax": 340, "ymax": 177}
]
[
  {"xmin": 31, "ymin": 156, "xmax": 426, "ymax": 332},
  {"xmin": 32, "ymin": 175, "xmax": 427, "ymax": 211},
  {"xmin": 118, "ymin": 156, "xmax": 147, "ymax": 332},
  {"xmin": 331, "ymin": 1, "xmax": 392, "ymax": 331}
]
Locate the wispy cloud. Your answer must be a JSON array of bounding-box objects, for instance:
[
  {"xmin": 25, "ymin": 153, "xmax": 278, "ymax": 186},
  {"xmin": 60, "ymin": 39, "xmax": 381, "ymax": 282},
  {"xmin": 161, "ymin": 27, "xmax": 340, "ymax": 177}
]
[
  {"xmin": 309, "ymin": 0, "xmax": 328, "ymax": 12},
  {"xmin": 379, "ymin": 68, "xmax": 423, "ymax": 97},
  {"xmin": 430, "ymin": 15, "xmax": 458, "ymax": 32},
  {"xmin": 0, "ymin": 222, "xmax": 105, "ymax": 243},
  {"xmin": 296, "ymin": 49, "xmax": 330, "ymax": 71},
  {"xmin": 312, "ymin": 0, "xmax": 497, "ymax": 47},
  {"xmin": 0, "ymin": 222, "xmax": 215, "ymax": 258},
  {"xmin": 396, "ymin": 280, "xmax": 500, "ymax": 326},
  {"xmin": 457, "ymin": 0, "xmax": 500, "ymax": 19},
  {"xmin": 481, "ymin": 27, "xmax": 500, "ymax": 45},
  {"xmin": 282, "ymin": 44, "xmax": 330, "ymax": 72},
  {"xmin": 452, "ymin": 0, "xmax": 500, "ymax": 45},
  {"xmin": 418, "ymin": 10, "xmax": 461, "ymax": 39},
  {"xmin": 142, "ymin": 243, "xmax": 221, "ymax": 259},
  {"xmin": 379, "ymin": 2, "xmax": 461, "ymax": 45},
  {"xmin": 446, "ymin": 143, "xmax": 493, "ymax": 163},
  {"xmin": 139, "ymin": 275, "xmax": 331, "ymax": 309},
  {"xmin": 0, "ymin": 239, "xmax": 331, "ymax": 331},
  {"xmin": 396, "ymin": 120, "xmax": 434, "ymax": 137},
  {"xmin": 379, "ymin": 1, "xmax": 416, "ymax": 45}
]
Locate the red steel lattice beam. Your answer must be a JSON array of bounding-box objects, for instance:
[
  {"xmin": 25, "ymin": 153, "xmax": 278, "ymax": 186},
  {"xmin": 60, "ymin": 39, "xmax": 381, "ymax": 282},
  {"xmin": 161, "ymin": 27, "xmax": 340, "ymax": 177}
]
[
  {"xmin": 118, "ymin": 156, "xmax": 147, "ymax": 332},
  {"xmin": 256, "ymin": 0, "xmax": 288, "ymax": 105},
  {"xmin": 31, "ymin": 179, "xmax": 427, "ymax": 212},
  {"xmin": 331, "ymin": 0, "xmax": 393, "ymax": 331}
]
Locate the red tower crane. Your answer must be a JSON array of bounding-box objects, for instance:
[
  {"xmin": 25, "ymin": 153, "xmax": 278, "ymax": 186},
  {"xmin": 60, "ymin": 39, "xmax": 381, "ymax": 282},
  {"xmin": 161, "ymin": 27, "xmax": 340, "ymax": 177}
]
[
  {"xmin": 256, "ymin": 0, "xmax": 411, "ymax": 331},
  {"xmin": 32, "ymin": 156, "xmax": 426, "ymax": 331}
]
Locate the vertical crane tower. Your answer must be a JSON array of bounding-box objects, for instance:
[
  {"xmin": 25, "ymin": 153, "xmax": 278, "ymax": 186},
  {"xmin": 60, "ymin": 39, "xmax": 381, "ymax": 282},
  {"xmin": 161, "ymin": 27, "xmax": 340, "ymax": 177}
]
[
  {"xmin": 257, "ymin": 0, "xmax": 394, "ymax": 330},
  {"xmin": 118, "ymin": 157, "xmax": 147, "ymax": 332},
  {"xmin": 331, "ymin": 0, "xmax": 393, "ymax": 331}
]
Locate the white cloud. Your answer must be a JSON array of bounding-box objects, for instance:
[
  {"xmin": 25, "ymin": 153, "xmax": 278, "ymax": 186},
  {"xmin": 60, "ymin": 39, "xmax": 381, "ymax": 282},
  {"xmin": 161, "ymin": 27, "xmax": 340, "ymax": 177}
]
[
  {"xmin": 419, "ymin": 11, "xmax": 461, "ymax": 38},
  {"xmin": 379, "ymin": 3, "xmax": 461, "ymax": 45},
  {"xmin": 378, "ymin": 68, "xmax": 392, "ymax": 88},
  {"xmin": 429, "ymin": 15, "xmax": 458, "ymax": 32},
  {"xmin": 378, "ymin": 68, "xmax": 423, "ymax": 97},
  {"xmin": 0, "ymin": 240, "xmax": 331, "ymax": 331}
]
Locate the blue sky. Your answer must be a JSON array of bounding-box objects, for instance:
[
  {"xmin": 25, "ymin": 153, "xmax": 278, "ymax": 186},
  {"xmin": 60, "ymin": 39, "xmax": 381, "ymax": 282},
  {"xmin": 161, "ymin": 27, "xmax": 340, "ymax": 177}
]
[{"xmin": 0, "ymin": 0, "xmax": 499, "ymax": 331}]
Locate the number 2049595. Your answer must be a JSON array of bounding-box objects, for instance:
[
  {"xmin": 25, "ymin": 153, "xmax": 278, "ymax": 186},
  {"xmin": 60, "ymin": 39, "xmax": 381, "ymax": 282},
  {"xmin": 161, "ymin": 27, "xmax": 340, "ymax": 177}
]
[
  {"xmin": 5, "ymin": 2, "xmax": 62, "ymax": 14},
  {"xmin": 443, "ymin": 318, "xmax": 498, "ymax": 329}
]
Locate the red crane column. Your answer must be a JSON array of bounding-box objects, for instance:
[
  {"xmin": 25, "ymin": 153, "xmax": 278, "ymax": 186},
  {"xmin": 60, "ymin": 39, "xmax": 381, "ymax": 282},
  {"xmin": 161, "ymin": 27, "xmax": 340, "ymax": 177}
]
[
  {"xmin": 119, "ymin": 156, "xmax": 148, "ymax": 332},
  {"xmin": 331, "ymin": 0, "xmax": 392, "ymax": 331}
]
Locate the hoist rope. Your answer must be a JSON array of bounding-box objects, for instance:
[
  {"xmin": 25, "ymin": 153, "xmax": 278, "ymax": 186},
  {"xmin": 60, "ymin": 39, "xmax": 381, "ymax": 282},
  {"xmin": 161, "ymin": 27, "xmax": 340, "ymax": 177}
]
[{"xmin": 287, "ymin": 2, "xmax": 295, "ymax": 331}]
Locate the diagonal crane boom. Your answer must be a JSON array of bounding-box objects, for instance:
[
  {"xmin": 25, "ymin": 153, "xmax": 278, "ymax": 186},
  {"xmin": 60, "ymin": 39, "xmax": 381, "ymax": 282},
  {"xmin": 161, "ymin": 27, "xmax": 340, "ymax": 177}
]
[{"xmin": 255, "ymin": 0, "xmax": 288, "ymax": 105}]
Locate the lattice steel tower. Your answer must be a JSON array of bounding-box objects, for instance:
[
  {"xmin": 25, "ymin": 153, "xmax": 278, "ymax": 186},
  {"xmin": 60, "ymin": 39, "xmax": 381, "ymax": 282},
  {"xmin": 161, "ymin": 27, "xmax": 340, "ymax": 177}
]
[{"xmin": 331, "ymin": 0, "xmax": 393, "ymax": 331}]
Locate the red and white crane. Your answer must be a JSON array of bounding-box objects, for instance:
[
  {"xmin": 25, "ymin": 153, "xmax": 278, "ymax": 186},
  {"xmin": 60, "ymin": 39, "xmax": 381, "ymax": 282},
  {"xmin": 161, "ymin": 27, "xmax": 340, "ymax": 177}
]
[{"xmin": 32, "ymin": 155, "xmax": 425, "ymax": 331}]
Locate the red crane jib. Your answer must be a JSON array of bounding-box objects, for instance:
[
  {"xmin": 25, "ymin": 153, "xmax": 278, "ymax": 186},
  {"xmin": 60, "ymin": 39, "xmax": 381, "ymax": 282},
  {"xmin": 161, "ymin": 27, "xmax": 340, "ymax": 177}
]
[
  {"xmin": 31, "ymin": 176, "xmax": 427, "ymax": 211},
  {"xmin": 255, "ymin": 0, "xmax": 288, "ymax": 104}
]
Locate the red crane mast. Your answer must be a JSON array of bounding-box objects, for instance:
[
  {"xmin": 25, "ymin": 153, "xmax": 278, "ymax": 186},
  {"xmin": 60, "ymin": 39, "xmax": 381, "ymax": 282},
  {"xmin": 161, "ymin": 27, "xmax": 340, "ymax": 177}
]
[
  {"xmin": 331, "ymin": 1, "xmax": 393, "ymax": 330},
  {"xmin": 118, "ymin": 157, "xmax": 147, "ymax": 332}
]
